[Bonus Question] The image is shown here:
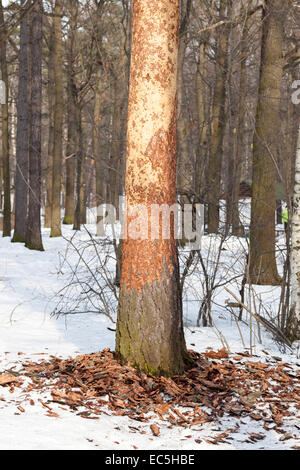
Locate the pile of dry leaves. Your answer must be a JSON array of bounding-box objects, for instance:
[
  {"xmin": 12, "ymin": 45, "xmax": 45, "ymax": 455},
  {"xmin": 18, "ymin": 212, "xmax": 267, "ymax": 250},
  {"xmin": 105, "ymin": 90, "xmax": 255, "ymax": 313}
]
[{"xmin": 1, "ymin": 348, "xmax": 300, "ymax": 437}]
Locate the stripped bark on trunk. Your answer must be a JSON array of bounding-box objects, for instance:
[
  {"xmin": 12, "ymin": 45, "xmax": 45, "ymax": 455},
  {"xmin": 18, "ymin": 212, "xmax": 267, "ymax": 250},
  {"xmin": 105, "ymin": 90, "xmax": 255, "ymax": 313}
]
[{"xmin": 116, "ymin": 0, "xmax": 191, "ymax": 377}]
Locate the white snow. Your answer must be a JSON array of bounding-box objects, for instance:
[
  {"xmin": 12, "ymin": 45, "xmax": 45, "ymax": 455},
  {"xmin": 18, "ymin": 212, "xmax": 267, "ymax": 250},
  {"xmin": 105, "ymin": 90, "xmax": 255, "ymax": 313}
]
[{"xmin": 0, "ymin": 224, "xmax": 299, "ymax": 450}]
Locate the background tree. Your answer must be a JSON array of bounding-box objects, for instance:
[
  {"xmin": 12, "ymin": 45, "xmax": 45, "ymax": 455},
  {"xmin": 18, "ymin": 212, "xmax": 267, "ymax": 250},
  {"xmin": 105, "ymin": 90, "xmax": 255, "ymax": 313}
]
[
  {"xmin": 63, "ymin": 0, "xmax": 78, "ymax": 226},
  {"xmin": 249, "ymin": 0, "xmax": 286, "ymax": 285},
  {"xmin": 0, "ymin": 0, "xmax": 11, "ymax": 237},
  {"xmin": 25, "ymin": 0, "xmax": 44, "ymax": 251},
  {"xmin": 12, "ymin": 0, "xmax": 29, "ymax": 243},
  {"xmin": 206, "ymin": 0, "xmax": 231, "ymax": 234},
  {"xmin": 50, "ymin": 0, "xmax": 63, "ymax": 237},
  {"xmin": 288, "ymin": 125, "xmax": 300, "ymax": 343}
]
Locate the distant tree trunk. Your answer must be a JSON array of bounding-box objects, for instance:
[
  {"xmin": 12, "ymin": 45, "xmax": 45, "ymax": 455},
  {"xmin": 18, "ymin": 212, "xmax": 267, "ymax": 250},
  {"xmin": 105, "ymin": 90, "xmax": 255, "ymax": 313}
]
[
  {"xmin": 12, "ymin": 0, "xmax": 30, "ymax": 242},
  {"xmin": 288, "ymin": 126, "xmax": 300, "ymax": 342},
  {"xmin": 225, "ymin": 17, "xmax": 240, "ymax": 234},
  {"xmin": 25, "ymin": 0, "xmax": 44, "ymax": 251},
  {"xmin": 93, "ymin": 70, "xmax": 106, "ymax": 210},
  {"xmin": 0, "ymin": 0, "xmax": 11, "ymax": 237},
  {"xmin": 249, "ymin": 0, "xmax": 285, "ymax": 285},
  {"xmin": 108, "ymin": 6, "xmax": 130, "ymax": 219},
  {"xmin": 177, "ymin": 0, "xmax": 191, "ymax": 200},
  {"xmin": 50, "ymin": 0, "xmax": 63, "ymax": 237},
  {"xmin": 232, "ymin": 12, "xmax": 251, "ymax": 236},
  {"xmin": 109, "ymin": 68, "xmax": 128, "ymax": 217},
  {"xmin": 63, "ymin": 101, "xmax": 76, "ymax": 225},
  {"xmin": 44, "ymin": 30, "xmax": 55, "ymax": 229},
  {"xmin": 116, "ymin": 0, "xmax": 191, "ymax": 377},
  {"xmin": 276, "ymin": 199, "xmax": 282, "ymax": 225},
  {"xmin": 63, "ymin": 0, "xmax": 77, "ymax": 225},
  {"xmin": 195, "ymin": 41, "xmax": 209, "ymax": 201},
  {"xmin": 177, "ymin": 0, "xmax": 192, "ymax": 246},
  {"xmin": 207, "ymin": 0, "xmax": 230, "ymax": 234},
  {"xmin": 80, "ymin": 123, "xmax": 87, "ymax": 225},
  {"xmin": 73, "ymin": 107, "xmax": 82, "ymax": 231}
]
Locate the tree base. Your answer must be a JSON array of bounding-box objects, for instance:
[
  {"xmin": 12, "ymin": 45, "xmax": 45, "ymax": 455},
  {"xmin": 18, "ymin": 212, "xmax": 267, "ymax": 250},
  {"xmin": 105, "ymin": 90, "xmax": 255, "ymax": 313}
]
[
  {"xmin": 63, "ymin": 216, "xmax": 74, "ymax": 225},
  {"xmin": 248, "ymin": 270, "xmax": 282, "ymax": 286},
  {"xmin": 12, "ymin": 233, "xmax": 26, "ymax": 244},
  {"xmin": 116, "ymin": 268, "xmax": 190, "ymax": 377}
]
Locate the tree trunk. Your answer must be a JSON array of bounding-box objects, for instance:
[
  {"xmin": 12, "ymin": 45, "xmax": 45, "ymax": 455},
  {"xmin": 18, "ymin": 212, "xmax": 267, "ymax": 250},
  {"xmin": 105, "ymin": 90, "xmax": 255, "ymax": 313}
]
[
  {"xmin": 63, "ymin": 1, "xmax": 77, "ymax": 225},
  {"xmin": 206, "ymin": 0, "xmax": 230, "ymax": 234},
  {"xmin": 249, "ymin": 0, "xmax": 285, "ymax": 285},
  {"xmin": 287, "ymin": 126, "xmax": 300, "ymax": 342},
  {"xmin": 231, "ymin": 43, "xmax": 247, "ymax": 236},
  {"xmin": 109, "ymin": 68, "xmax": 128, "ymax": 217},
  {"xmin": 93, "ymin": 70, "xmax": 106, "ymax": 211},
  {"xmin": 80, "ymin": 123, "xmax": 87, "ymax": 225},
  {"xmin": 44, "ymin": 27, "xmax": 55, "ymax": 229},
  {"xmin": 195, "ymin": 41, "xmax": 209, "ymax": 201},
  {"xmin": 0, "ymin": 0, "xmax": 11, "ymax": 237},
  {"xmin": 50, "ymin": 0, "xmax": 63, "ymax": 237},
  {"xmin": 25, "ymin": 0, "xmax": 44, "ymax": 251},
  {"xmin": 232, "ymin": 11, "xmax": 252, "ymax": 236},
  {"xmin": 73, "ymin": 107, "xmax": 82, "ymax": 231},
  {"xmin": 177, "ymin": 26, "xmax": 190, "ymax": 199},
  {"xmin": 12, "ymin": 0, "xmax": 29, "ymax": 242},
  {"xmin": 116, "ymin": 0, "xmax": 190, "ymax": 377}
]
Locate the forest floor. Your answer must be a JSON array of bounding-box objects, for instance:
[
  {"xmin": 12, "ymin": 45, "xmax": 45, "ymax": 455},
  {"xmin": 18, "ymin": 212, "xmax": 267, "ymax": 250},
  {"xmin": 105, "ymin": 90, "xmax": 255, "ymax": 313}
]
[{"xmin": 0, "ymin": 222, "xmax": 299, "ymax": 450}]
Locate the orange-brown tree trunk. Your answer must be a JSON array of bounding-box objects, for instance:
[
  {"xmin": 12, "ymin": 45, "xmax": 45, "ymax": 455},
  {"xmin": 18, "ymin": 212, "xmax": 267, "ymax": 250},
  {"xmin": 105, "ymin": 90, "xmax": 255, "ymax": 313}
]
[{"xmin": 116, "ymin": 0, "xmax": 190, "ymax": 377}]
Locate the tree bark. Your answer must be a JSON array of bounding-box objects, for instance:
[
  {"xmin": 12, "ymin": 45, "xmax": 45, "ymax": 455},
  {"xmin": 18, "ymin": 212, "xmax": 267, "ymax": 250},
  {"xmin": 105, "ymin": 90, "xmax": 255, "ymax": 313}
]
[
  {"xmin": 50, "ymin": 0, "xmax": 63, "ymax": 237},
  {"xmin": 12, "ymin": 0, "xmax": 30, "ymax": 242},
  {"xmin": 206, "ymin": 0, "xmax": 230, "ymax": 234},
  {"xmin": 249, "ymin": 0, "xmax": 285, "ymax": 285},
  {"xmin": 93, "ymin": 69, "xmax": 106, "ymax": 212},
  {"xmin": 177, "ymin": 16, "xmax": 191, "ymax": 199},
  {"xmin": 80, "ymin": 121, "xmax": 87, "ymax": 225},
  {"xmin": 287, "ymin": 125, "xmax": 300, "ymax": 342},
  {"xmin": 0, "ymin": 0, "xmax": 11, "ymax": 237},
  {"xmin": 44, "ymin": 29, "xmax": 55, "ymax": 229},
  {"xmin": 116, "ymin": 0, "xmax": 190, "ymax": 377},
  {"xmin": 195, "ymin": 41, "xmax": 209, "ymax": 201},
  {"xmin": 73, "ymin": 107, "xmax": 83, "ymax": 231},
  {"xmin": 25, "ymin": 0, "xmax": 44, "ymax": 251},
  {"xmin": 63, "ymin": 0, "xmax": 78, "ymax": 225},
  {"xmin": 231, "ymin": 30, "xmax": 247, "ymax": 236},
  {"xmin": 109, "ymin": 65, "xmax": 128, "ymax": 217}
]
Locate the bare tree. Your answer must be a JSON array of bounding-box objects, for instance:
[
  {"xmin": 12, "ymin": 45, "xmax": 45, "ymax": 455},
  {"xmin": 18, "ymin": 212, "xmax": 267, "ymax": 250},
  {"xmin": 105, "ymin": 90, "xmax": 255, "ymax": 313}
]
[
  {"xmin": 25, "ymin": 0, "xmax": 44, "ymax": 251},
  {"xmin": 12, "ymin": 0, "xmax": 30, "ymax": 243},
  {"xmin": 0, "ymin": 0, "xmax": 11, "ymax": 237},
  {"xmin": 50, "ymin": 0, "xmax": 63, "ymax": 237},
  {"xmin": 249, "ymin": 0, "xmax": 286, "ymax": 285}
]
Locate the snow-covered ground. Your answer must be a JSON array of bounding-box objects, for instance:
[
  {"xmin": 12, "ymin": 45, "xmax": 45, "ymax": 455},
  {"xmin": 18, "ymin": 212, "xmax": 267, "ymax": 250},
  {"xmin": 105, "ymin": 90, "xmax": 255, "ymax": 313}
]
[{"xmin": 0, "ymin": 223, "xmax": 299, "ymax": 450}]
